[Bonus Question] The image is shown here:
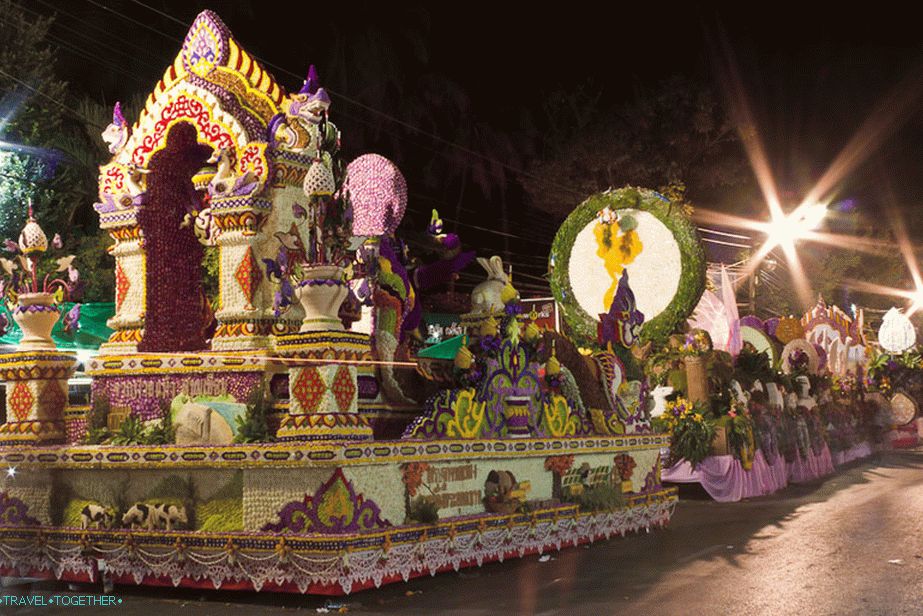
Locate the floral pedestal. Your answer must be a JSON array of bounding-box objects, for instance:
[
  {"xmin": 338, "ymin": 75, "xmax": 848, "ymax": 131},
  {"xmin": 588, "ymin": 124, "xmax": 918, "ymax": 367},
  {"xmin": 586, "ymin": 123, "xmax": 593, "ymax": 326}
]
[
  {"xmin": 684, "ymin": 355, "xmax": 709, "ymax": 406},
  {"xmin": 13, "ymin": 294, "xmax": 60, "ymax": 351},
  {"xmin": 0, "ymin": 351, "xmax": 77, "ymax": 445},
  {"xmin": 274, "ymin": 331, "xmax": 373, "ymax": 441},
  {"xmin": 294, "ymin": 265, "xmax": 348, "ymax": 333}
]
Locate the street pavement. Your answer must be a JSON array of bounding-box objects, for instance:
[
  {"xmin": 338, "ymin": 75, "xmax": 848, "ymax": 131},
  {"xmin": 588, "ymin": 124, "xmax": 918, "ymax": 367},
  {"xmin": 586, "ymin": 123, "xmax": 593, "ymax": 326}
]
[{"xmin": 4, "ymin": 448, "xmax": 923, "ymax": 615}]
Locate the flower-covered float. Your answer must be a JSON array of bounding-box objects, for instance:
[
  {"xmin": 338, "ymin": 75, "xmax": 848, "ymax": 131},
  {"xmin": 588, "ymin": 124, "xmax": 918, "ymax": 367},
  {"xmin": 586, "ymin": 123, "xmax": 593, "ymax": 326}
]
[
  {"xmin": 0, "ymin": 11, "xmax": 675, "ymax": 595},
  {"xmin": 656, "ymin": 290, "xmax": 887, "ymax": 502}
]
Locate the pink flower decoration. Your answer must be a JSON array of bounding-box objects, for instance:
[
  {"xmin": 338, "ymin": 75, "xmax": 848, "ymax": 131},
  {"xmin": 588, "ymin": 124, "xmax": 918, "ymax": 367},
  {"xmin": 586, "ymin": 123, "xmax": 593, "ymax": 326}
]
[{"xmin": 346, "ymin": 153, "xmax": 407, "ymax": 236}]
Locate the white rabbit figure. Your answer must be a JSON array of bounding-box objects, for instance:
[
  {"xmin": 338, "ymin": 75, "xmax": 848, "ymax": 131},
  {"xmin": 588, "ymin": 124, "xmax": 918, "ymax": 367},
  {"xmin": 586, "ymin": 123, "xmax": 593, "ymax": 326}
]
[{"xmin": 470, "ymin": 255, "xmax": 518, "ymax": 314}]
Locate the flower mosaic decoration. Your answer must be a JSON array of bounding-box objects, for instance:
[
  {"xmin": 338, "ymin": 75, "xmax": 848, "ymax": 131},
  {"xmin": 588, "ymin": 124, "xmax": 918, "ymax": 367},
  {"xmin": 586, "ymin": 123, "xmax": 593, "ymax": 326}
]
[
  {"xmin": 401, "ymin": 462, "xmax": 432, "ymax": 498},
  {"xmin": 549, "ymin": 187, "xmax": 705, "ymax": 345},
  {"xmin": 597, "ymin": 271, "xmax": 644, "ymax": 349},
  {"xmin": 613, "ymin": 453, "xmax": 637, "ymax": 482},
  {"xmin": 405, "ymin": 300, "xmax": 592, "ymax": 440},
  {"xmin": 878, "ymin": 307, "xmax": 916, "ymax": 354},
  {"xmin": 347, "ymin": 154, "xmax": 407, "ymax": 237},
  {"xmin": 260, "ymin": 468, "xmax": 391, "ymax": 534},
  {"xmin": 544, "ymin": 455, "xmax": 575, "ymax": 476},
  {"xmin": 0, "ymin": 492, "xmax": 40, "ymax": 526}
]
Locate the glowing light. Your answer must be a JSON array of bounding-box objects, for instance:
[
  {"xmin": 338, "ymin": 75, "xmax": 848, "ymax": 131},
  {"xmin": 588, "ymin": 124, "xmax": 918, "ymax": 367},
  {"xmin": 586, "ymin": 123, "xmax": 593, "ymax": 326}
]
[
  {"xmin": 6, "ymin": 467, "xmax": 15, "ymax": 478},
  {"xmin": 707, "ymin": 29, "xmax": 923, "ymax": 310},
  {"xmin": 763, "ymin": 202, "xmax": 828, "ymax": 253}
]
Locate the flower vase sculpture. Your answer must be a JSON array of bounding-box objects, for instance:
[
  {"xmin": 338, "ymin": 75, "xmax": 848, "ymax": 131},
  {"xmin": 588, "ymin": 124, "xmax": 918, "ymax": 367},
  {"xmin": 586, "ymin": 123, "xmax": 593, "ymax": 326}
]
[
  {"xmin": 295, "ymin": 264, "xmax": 348, "ymax": 332},
  {"xmin": 263, "ymin": 67, "xmax": 373, "ymax": 442},
  {"xmin": 263, "ymin": 67, "xmax": 353, "ymax": 332},
  {"xmin": 14, "ymin": 292, "xmax": 60, "ymax": 351},
  {"xmin": 0, "ymin": 203, "xmax": 80, "ymax": 445},
  {"xmin": 1, "ymin": 204, "xmax": 80, "ymax": 350}
]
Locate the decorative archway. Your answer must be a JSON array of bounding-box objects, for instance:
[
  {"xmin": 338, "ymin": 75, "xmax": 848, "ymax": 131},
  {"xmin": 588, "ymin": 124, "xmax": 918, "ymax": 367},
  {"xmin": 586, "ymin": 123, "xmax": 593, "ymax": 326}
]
[
  {"xmin": 93, "ymin": 10, "xmax": 286, "ymax": 354},
  {"xmin": 137, "ymin": 122, "xmax": 213, "ymax": 352}
]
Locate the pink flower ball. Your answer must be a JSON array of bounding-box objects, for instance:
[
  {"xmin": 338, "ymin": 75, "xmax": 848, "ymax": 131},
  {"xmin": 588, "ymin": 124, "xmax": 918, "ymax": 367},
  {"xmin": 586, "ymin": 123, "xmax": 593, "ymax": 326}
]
[{"xmin": 346, "ymin": 153, "xmax": 407, "ymax": 236}]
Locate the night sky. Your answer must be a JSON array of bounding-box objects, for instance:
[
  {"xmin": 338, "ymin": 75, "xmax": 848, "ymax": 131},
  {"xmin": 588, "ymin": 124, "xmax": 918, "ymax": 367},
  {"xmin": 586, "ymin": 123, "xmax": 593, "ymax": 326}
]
[{"xmin": 27, "ymin": 1, "xmax": 923, "ymax": 298}]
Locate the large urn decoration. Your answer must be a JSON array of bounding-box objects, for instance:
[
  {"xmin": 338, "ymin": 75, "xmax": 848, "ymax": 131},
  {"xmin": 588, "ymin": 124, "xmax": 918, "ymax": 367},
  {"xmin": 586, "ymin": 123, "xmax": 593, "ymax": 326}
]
[
  {"xmin": 14, "ymin": 292, "xmax": 60, "ymax": 351},
  {"xmin": 295, "ymin": 265, "xmax": 348, "ymax": 332}
]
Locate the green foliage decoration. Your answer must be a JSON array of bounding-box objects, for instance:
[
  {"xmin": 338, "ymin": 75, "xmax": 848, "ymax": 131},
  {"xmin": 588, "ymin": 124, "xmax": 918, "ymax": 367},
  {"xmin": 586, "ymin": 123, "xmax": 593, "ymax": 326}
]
[
  {"xmin": 109, "ymin": 415, "xmax": 146, "ymax": 446},
  {"xmin": 82, "ymin": 426, "xmax": 111, "ymax": 445},
  {"xmin": 563, "ymin": 483, "xmax": 625, "ymax": 512},
  {"xmin": 549, "ymin": 186, "xmax": 706, "ymax": 346},
  {"xmin": 233, "ymin": 383, "xmax": 274, "ymax": 443},
  {"xmin": 144, "ymin": 410, "xmax": 176, "ymax": 445},
  {"xmin": 196, "ymin": 473, "xmax": 243, "ymax": 532},
  {"xmin": 407, "ymin": 496, "xmax": 439, "ymax": 524}
]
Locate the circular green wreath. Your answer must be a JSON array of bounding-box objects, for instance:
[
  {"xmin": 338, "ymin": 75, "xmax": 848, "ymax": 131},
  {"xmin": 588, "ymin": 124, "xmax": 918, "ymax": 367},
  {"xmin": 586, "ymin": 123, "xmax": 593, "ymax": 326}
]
[{"xmin": 549, "ymin": 187, "xmax": 706, "ymax": 346}]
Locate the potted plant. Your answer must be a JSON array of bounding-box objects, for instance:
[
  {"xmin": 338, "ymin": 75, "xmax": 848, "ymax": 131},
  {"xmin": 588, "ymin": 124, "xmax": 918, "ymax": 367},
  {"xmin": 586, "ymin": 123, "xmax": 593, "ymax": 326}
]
[{"xmin": 0, "ymin": 204, "xmax": 81, "ymax": 350}]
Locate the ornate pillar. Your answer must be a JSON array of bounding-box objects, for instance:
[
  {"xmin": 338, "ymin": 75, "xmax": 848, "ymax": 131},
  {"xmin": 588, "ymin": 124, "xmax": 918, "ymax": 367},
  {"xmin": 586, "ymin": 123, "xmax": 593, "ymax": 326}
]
[
  {"xmin": 0, "ymin": 351, "xmax": 77, "ymax": 446},
  {"xmin": 274, "ymin": 331, "xmax": 373, "ymax": 441},
  {"xmin": 211, "ymin": 194, "xmax": 281, "ymax": 351},
  {"xmin": 99, "ymin": 223, "xmax": 146, "ymax": 354},
  {"xmin": 210, "ymin": 150, "xmax": 313, "ymax": 351}
]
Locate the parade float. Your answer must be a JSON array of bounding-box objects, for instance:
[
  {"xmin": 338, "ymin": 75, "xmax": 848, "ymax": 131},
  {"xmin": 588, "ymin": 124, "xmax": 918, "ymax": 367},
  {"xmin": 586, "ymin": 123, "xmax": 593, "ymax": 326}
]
[
  {"xmin": 656, "ymin": 287, "xmax": 894, "ymax": 502},
  {"xmin": 0, "ymin": 11, "xmax": 676, "ymax": 595}
]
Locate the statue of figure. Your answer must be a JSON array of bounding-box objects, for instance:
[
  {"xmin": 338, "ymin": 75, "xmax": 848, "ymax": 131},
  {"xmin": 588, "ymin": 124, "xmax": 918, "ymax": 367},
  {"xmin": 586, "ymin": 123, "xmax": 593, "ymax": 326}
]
[
  {"xmin": 101, "ymin": 102, "xmax": 130, "ymax": 154},
  {"xmin": 269, "ymin": 65, "xmax": 331, "ymax": 155},
  {"xmin": 470, "ymin": 256, "xmax": 518, "ymax": 314},
  {"xmin": 119, "ymin": 163, "xmax": 150, "ymax": 208},
  {"xmin": 206, "ymin": 147, "xmax": 258, "ymax": 198},
  {"xmin": 598, "ymin": 271, "xmax": 644, "ymax": 349},
  {"xmin": 795, "ymin": 375, "xmax": 816, "ymax": 410}
]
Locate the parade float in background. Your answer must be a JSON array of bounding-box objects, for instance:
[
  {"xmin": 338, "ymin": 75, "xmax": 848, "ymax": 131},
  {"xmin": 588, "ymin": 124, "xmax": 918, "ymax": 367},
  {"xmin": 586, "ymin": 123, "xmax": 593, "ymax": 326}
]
[
  {"xmin": 654, "ymin": 279, "xmax": 922, "ymax": 501},
  {"xmin": 0, "ymin": 11, "xmax": 674, "ymax": 595}
]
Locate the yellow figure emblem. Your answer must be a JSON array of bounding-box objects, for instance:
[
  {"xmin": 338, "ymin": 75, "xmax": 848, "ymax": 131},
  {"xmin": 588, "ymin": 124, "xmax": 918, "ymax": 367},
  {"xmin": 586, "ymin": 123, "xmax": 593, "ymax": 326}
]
[{"xmin": 593, "ymin": 212, "xmax": 643, "ymax": 310}]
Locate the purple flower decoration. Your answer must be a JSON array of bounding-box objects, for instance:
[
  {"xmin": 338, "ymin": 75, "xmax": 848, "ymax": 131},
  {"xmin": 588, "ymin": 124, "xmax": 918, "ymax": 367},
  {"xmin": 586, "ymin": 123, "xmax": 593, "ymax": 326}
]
[
  {"xmin": 597, "ymin": 271, "xmax": 644, "ymax": 348},
  {"xmin": 113, "ymin": 101, "xmax": 126, "ymax": 127},
  {"xmin": 479, "ymin": 335, "xmax": 502, "ymax": 355},
  {"xmin": 3, "ymin": 239, "xmax": 19, "ymax": 254},
  {"xmin": 52, "ymin": 233, "xmax": 63, "ymax": 249},
  {"xmin": 263, "ymin": 246, "xmax": 290, "ymax": 283},
  {"xmin": 62, "ymin": 304, "xmax": 81, "ymax": 334},
  {"xmin": 272, "ymin": 278, "xmax": 295, "ymax": 317},
  {"xmin": 299, "ymin": 64, "xmax": 321, "ymax": 96}
]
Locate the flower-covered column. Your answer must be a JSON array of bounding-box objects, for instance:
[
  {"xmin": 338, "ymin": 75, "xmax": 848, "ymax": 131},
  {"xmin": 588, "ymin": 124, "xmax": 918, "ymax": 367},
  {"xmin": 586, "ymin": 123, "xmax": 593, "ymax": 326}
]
[
  {"xmin": 0, "ymin": 351, "xmax": 77, "ymax": 445},
  {"xmin": 99, "ymin": 224, "xmax": 146, "ymax": 353},
  {"xmin": 210, "ymin": 184, "xmax": 300, "ymax": 351},
  {"xmin": 274, "ymin": 332, "xmax": 373, "ymax": 441}
]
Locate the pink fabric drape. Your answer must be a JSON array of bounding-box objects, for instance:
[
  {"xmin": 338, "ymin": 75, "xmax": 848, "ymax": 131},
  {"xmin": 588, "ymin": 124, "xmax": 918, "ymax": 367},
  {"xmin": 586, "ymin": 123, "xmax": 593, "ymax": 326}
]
[
  {"xmin": 721, "ymin": 265, "xmax": 741, "ymax": 356},
  {"xmin": 663, "ymin": 442, "xmax": 872, "ymax": 502}
]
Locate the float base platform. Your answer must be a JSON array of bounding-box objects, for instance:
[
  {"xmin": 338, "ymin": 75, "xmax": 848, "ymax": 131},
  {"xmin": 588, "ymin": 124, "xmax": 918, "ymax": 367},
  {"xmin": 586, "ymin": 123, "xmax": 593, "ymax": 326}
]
[{"xmin": 0, "ymin": 435, "xmax": 674, "ymax": 595}]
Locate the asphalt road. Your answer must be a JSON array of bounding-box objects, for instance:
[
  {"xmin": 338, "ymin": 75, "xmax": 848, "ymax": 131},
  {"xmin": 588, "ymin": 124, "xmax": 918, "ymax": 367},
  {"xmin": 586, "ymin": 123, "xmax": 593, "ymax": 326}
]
[{"xmin": 4, "ymin": 449, "xmax": 923, "ymax": 615}]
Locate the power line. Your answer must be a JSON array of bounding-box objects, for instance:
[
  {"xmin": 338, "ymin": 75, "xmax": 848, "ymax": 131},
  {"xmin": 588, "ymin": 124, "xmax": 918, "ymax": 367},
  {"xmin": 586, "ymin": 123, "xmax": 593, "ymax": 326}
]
[
  {"xmin": 114, "ymin": 0, "xmax": 586, "ymax": 200},
  {"xmin": 0, "ymin": 67, "xmax": 103, "ymax": 130},
  {"xmin": 19, "ymin": 2, "xmax": 164, "ymax": 75},
  {"xmin": 35, "ymin": 0, "xmax": 169, "ymax": 65}
]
